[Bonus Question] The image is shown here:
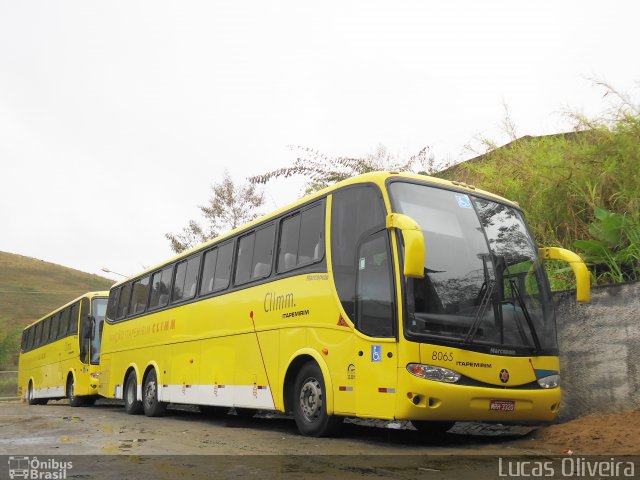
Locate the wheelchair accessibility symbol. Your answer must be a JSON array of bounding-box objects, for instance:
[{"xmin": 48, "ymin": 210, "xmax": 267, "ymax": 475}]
[
  {"xmin": 455, "ymin": 194, "xmax": 472, "ymax": 209},
  {"xmin": 371, "ymin": 345, "xmax": 382, "ymax": 362}
]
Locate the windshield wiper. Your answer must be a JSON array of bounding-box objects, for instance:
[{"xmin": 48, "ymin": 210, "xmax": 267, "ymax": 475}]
[
  {"xmin": 508, "ymin": 278, "xmax": 542, "ymax": 353},
  {"xmin": 463, "ymin": 278, "xmax": 495, "ymax": 345}
]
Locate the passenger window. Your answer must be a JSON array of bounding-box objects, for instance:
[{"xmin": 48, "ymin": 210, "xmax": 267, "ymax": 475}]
[
  {"xmin": 21, "ymin": 330, "xmax": 28, "ymax": 352},
  {"xmin": 42, "ymin": 318, "xmax": 51, "ymax": 344},
  {"xmin": 29, "ymin": 327, "xmax": 35, "ymax": 349},
  {"xmin": 117, "ymin": 283, "xmax": 132, "ymax": 320},
  {"xmin": 106, "ymin": 289, "xmax": 119, "ymax": 321},
  {"xmin": 277, "ymin": 203, "xmax": 324, "ymax": 272},
  {"xmin": 214, "ymin": 242, "xmax": 233, "ymax": 291},
  {"xmin": 131, "ymin": 276, "xmax": 150, "ymax": 314},
  {"xmin": 149, "ymin": 267, "xmax": 172, "ymax": 309},
  {"xmin": 277, "ymin": 214, "xmax": 301, "ymax": 271},
  {"xmin": 50, "ymin": 313, "xmax": 60, "ymax": 341},
  {"xmin": 252, "ymin": 224, "xmax": 275, "ymax": 279},
  {"xmin": 28, "ymin": 327, "xmax": 35, "ymax": 350},
  {"xmin": 235, "ymin": 233, "xmax": 255, "ymax": 285},
  {"xmin": 172, "ymin": 256, "xmax": 201, "ymax": 303},
  {"xmin": 299, "ymin": 204, "xmax": 324, "ymax": 264},
  {"xmin": 34, "ymin": 323, "xmax": 42, "ymax": 347},
  {"xmin": 58, "ymin": 309, "xmax": 70, "ymax": 338},
  {"xmin": 68, "ymin": 303, "xmax": 79, "ymax": 335},
  {"xmin": 200, "ymin": 248, "xmax": 218, "ymax": 295}
]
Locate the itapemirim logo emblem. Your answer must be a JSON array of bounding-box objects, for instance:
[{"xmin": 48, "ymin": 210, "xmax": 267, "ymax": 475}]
[{"xmin": 7, "ymin": 456, "xmax": 73, "ymax": 479}]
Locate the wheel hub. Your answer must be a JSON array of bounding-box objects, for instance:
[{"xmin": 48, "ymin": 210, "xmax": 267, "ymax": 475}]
[
  {"xmin": 145, "ymin": 381, "xmax": 156, "ymax": 406},
  {"xmin": 299, "ymin": 378, "xmax": 322, "ymax": 421}
]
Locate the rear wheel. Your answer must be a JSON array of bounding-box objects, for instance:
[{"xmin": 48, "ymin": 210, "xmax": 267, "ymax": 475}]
[
  {"xmin": 27, "ymin": 381, "xmax": 38, "ymax": 405},
  {"xmin": 292, "ymin": 362, "xmax": 343, "ymax": 437},
  {"xmin": 67, "ymin": 376, "xmax": 85, "ymax": 407},
  {"xmin": 142, "ymin": 369, "xmax": 167, "ymax": 417},
  {"xmin": 411, "ymin": 420, "xmax": 455, "ymax": 434},
  {"xmin": 124, "ymin": 372, "xmax": 143, "ymax": 415}
]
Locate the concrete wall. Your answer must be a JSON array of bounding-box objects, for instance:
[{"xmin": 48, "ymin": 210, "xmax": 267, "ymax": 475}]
[{"xmin": 555, "ymin": 281, "xmax": 640, "ymax": 421}]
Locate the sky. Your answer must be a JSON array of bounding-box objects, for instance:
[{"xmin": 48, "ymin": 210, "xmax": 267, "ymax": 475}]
[{"xmin": 0, "ymin": 1, "xmax": 638, "ymax": 281}]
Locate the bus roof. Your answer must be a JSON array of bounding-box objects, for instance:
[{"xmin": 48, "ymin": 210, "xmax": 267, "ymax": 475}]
[
  {"xmin": 111, "ymin": 171, "xmax": 518, "ymax": 288},
  {"xmin": 23, "ymin": 291, "xmax": 110, "ymax": 330}
]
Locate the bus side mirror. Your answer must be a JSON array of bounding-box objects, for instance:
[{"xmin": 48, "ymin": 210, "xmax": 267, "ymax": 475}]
[
  {"xmin": 539, "ymin": 247, "xmax": 591, "ymax": 303},
  {"xmin": 386, "ymin": 213, "xmax": 425, "ymax": 278}
]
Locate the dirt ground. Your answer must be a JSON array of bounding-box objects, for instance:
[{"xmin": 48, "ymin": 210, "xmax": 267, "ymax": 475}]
[
  {"xmin": 0, "ymin": 400, "xmax": 638, "ymax": 479},
  {"xmin": 529, "ymin": 409, "xmax": 640, "ymax": 455}
]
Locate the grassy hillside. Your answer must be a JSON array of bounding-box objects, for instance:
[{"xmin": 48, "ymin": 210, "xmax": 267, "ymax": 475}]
[
  {"xmin": 437, "ymin": 107, "xmax": 640, "ymax": 288},
  {"xmin": 0, "ymin": 251, "xmax": 114, "ymax": 369}
]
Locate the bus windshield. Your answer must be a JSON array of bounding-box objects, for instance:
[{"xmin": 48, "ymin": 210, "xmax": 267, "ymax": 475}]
[{"xmin": 388, "ymin": 181, "xmax": 556, "ymax": 355}]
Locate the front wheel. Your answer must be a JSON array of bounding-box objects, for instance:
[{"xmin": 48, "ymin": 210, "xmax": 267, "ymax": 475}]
[
  {"xmin": 292, "ymin": 362, "xmax": 343, "ymax": 437},
  {"xmin": 124, "ymin": 372, "xmax": 143, "ymax": 415},
  {"xmin": 142, "ymin": 369, "xmax": 167, "ymax": 417},
  {"xmin": 67, "ymin": 376, "xmax": 85, "ymax": 407}
]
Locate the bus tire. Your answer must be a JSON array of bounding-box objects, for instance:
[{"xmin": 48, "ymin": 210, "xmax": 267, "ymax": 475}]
[
  {"xmin": 411, "ymin": 420, "xmax": 455, "ymax": 435},
  {"xmin": 67, "ymin": 376, "xmax": 85, "ymax": 407},
  {"xmin": 142, "ymin": 369, "xmax": 166, "ymax": 417},
  {"xmin": 27, "ymin": 381, "xmax": 38, "ymax": 406},
  {"xmin": 124, "ymin": 372, "xmax": 143, "ymax": 415},
  {"xmin": 292, "ymin": 362, "xmax": 343, "ymax": 437}
]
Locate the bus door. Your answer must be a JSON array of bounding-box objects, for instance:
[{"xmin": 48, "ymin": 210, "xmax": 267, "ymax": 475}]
[
  {"xmin": 78, "ymin": 297, "xmax": 91, "ymax": 366},
  {"xmin": 353, "ymin": 230, "xmax": 398, "ymax": 418}
]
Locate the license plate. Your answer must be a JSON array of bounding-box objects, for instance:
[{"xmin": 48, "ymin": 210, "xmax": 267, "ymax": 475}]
[{"xmin": 490, "ymin": 399, "xmax": 515, "ymax": 411}]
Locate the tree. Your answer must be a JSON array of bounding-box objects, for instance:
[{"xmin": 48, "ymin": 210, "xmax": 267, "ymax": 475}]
[
  {"xmin": 249, "ymin": 144, "xmax": 438, "ymax": 194},
  {"xmin": 166, "ymin": 171, "xmax": 265, "ymax": 253}
]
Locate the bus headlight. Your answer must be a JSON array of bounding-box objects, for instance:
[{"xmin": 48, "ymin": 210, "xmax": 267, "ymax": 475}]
[
  {"xmin": 537, "ymin": 374, "xmax": 560, "ymax": 389},
  {"xmin": 407, "ymin": 363, "xmax": 461, "ymax": 383}
]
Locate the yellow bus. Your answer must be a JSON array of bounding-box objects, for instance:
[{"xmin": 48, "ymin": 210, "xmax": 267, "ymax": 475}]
[
  {"xmin": 18, "ymin": 291, "xmax": 109, "ymax": 407},
  {"xmin": 98, "ymin": 172, "xmax": 589, "ymax": 436}
]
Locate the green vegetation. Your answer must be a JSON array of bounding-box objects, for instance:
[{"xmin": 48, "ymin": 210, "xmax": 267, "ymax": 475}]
[
  {"xmin": 0, "ymin": 251, "xmax": 113, "ymax": 369},
  {"xmin": 437, "ymin": 94, "xmax": 640, "ymax": 289},
  {"xmin": 0, "ymin": 372, "xmax": 17, "ymax": 397}
]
